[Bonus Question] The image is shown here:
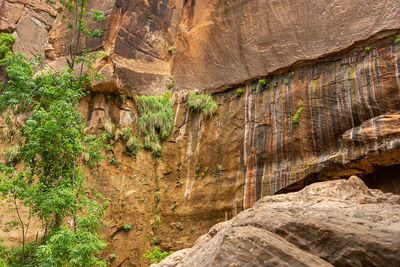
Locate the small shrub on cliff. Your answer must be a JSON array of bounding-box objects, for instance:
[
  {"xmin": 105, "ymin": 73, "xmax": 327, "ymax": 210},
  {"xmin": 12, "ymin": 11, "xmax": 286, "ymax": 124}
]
[
  {"xmin": 155, "ymin": 214, "xmax": 162, "ymax": 229},
  {"xmin": 123, "ymin": 127, "xmax": 132, "ymax": 140},
  {"xmin": 293, "ymin": 100, "xmax": 304, "ymax": 126},
  {"xmin": 143, "ymin": 246, "xmax": 173, "ymax": 264},
  {"xmin": 154, "ymin": 191, "xmax": 160, "ymax": 205},
  {"xmin": 103, "ymin": 121, "xmax": 114, "ymax": 135},
  {"xmin": 235, "ymin": 88, "xmax": 245, "ymax": 97},
  {"xmin": 83, "ymin": 134, "xmax": 104, "ymax": 169},
  {"xmin": 365, "ymin": 46, "xmax": 371, "ymax": 52},
  {"xmin": 167, "ymin": 75, "xmax": 175, "ymax": 89},
  {"xmin": 258, "ymin": 79, "xmax": 266, "ymax": 86},
  {"xmin": 187, "ymin": 92, "xmax": 218, "ymax": 118},
  {"xmin": 216, "ymin": 164, "xmax": 223, "ymax": 176},
  {"xmin": 137, "ymin": 90, "xmax": 174, "ymax": 157},
  {"xmin": 168, "ymin": 46, "xmax": 176, "ymax": 53},
  {"xmin": 123, "ymin": 224, "xmax": 132, "ymax": 231},
  {"xmin": 151, "ymin": 235, "xmax": 159, "ymax": 244},
  {"xmin": 113, "ymin": 128, "xmax": 123, "ymax": 141},
  {"xmin": 5, "ymin": 146, "xmax": 19, "ymax": 166},
  {"xmin": 124, "ymin": 136, "xmax": 140, "ymax": 158},
  {"xmin": 201, "ymin": 166, "xmax": 209, "ymax": 177},
  {"xmin": 108, "ymin": 155, "xmax": 120, "ymax": 167},
  {"xmin": 395, "ymin": 35, "xmax": 400, "ymax": 44}
]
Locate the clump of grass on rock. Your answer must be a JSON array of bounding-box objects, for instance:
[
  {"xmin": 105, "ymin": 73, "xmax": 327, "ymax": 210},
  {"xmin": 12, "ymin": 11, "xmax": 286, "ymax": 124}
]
[
  {"xmin": 187, "ymin": 92, "xmax": 218, "ymax": 118},
  {"xmin": 136, "ymin": 90, "xmax": 174, "ymax": 157}
]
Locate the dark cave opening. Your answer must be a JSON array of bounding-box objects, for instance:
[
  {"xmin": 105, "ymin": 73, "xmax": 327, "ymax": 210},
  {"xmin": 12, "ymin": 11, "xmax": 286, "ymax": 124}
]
[
  {"xmin": 361, "ymin": 164, "xmax": 400, "ymax": 195},
  {"xmin": 276, "ymin": 164, "xmax": 400, "ymax": 195}
]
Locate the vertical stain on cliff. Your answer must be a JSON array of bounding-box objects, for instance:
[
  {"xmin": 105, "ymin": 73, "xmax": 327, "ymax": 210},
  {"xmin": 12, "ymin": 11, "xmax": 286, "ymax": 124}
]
[{"xmin": 243, "ymin": 40, "xmax": 400, "ymax": 208}]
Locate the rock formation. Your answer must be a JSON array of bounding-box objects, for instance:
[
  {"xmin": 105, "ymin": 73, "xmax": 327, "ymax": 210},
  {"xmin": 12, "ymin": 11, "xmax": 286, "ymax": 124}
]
[
  {"xmin": 154, "ymin": 176, "xmax": 400, "ymax": 267},
  {"xmin": 0, "ymin": 0, "xmax": 400, "ymax": 266}
]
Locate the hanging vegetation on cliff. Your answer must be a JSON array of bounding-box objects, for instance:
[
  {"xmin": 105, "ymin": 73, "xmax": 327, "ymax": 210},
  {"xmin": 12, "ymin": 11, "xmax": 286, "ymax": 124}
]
[
  {"xmin": 187, "ymin": 92, "xmax": 218, "ymax": 118},
  {"xmin": 136, "ymin": 90, "xmax": 174, "ymax": 157}
]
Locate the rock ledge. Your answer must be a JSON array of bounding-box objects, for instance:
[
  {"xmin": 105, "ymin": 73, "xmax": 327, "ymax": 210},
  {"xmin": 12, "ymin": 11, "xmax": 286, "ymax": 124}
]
[{"xmin": 154, "ymin": 176, "xmax": 400, "ymax": 267}]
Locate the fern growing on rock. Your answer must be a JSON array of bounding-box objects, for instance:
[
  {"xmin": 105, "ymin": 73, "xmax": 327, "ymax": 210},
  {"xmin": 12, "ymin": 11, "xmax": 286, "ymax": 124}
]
[
  {"xmin": 136, "ymin": 90, "xmax": 174, "ymax": 157},
  {"xmin": 187, "ymin": 92, "xmax": 218, "ymax": 118},
  {"xmin": 293, "ymin": 100, "xmax": 304, "ymax": 126}
]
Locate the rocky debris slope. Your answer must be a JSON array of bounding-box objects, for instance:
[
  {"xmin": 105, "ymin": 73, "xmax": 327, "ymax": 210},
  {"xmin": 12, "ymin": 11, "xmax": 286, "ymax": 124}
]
[{"xmin": 154, "ymin": 176, "xmax": 400, "ymax": 267}]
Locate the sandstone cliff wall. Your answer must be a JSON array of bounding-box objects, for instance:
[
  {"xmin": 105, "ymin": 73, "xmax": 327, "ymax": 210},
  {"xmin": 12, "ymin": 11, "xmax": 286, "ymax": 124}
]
[{"xmin": 1, "ymin": 0, "xmax": 400, "ymax": 266}]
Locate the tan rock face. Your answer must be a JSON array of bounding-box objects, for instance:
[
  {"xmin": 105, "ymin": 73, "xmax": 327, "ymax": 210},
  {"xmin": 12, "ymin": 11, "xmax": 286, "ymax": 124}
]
[
  {"xmin": 1, "ymin": 0, "xmax": 400, "ymax": 266},
  {"xmin": 241, "ymin": 36, "xmax": 400, "ymax": 207},
  {"xmin": 172, "ymin": 0, "xmax": 400, "ymax": 92},
  {"xmin": 154, "ymin": 177, "xmax": 400, "ymax": 267},
  {"xmin": 0, "ymin": 0, "xmax": 26, "ymax": 32},
  {"xmin": 13, "ymin": 9, "xmax": 55, "ymax": 57},
  {"xmin": 107, "ymin": 0, "xmax": 181, "ymax": 95}
]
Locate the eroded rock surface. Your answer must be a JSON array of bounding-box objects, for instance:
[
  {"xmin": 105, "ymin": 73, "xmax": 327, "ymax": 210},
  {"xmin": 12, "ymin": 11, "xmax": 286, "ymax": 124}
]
[
  {"xmin": 172, "ymin": 0, "xmax": 400, "ymax": 91},
  {"xmin": 1, "ymin": 0, "xmax": 400, "ymax": 266},
  {"xmin": 155, "ymin": 176, "xmax": 400, "ymax": 267}
]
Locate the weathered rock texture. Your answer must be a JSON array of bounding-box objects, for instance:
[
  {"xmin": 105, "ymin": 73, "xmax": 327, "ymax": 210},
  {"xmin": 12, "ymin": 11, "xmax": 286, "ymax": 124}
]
[
  {"xmin": 242, "ymin": 37, "xmax": 400, "ymax": 208},
  {"xmin": 1, "ymin": 0, "xmax": 400, "ymax": 266},
  {"xmin": 154, "ymin": 176, "xmax": 400, "ymax": 267},
  {"xmin": 172, "ymin": 0, "xmax": 400, "ymax": 91}
]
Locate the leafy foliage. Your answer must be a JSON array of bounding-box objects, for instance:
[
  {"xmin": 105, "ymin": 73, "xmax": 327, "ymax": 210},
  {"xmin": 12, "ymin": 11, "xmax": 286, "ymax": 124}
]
[
  {"xmin": 124, "ymin": 136, "xmax": 140, "ymax": 158},
  {"xmin": 143, "ymin": 246, "xmax": 173, "ymax": 264},
  {"xmin": 136, "ymin": 91, "xmax": 174, "ymax": 157},
  {"xmin": 0, "ymin": 33, "xmax": 16, "ymax": 59},
  {"xmin": 394, "ymin": 34, "xmax": 400, "ymax": 44},
  {"xmin": 0, "ymin": 22, "xmax": 107, "ymax": 266},
  {"xmin": 45, "ymin": 0, "xmax": 105, "ymax": 69},
  {"xmin": 155, "ymin": 214, "xmax": 161, "ymax": 229},
  {"xmin": 258, "ymin": 79, "xmax": 266, "ymax": 86},
  {"xmin": 108, "ymin": 155, "xmax": 120, "ymax": 167},
  {"xmin": 216, "ymin": 164, "xmax": 223, "ymax": 176},
  {"xmin": 187, "ymin": 92, "xmax": 218, "ymax": 118},
  {"xmin": 151, "ymin": 235, "xmax": 159, "ymax": 244},
  {"xmin": 122, "ymin": 223, "xmax": 132, "ymax": 231},
  {"xmin": 293, "ymin": 100, "xmax": 304, "ymax": 126},
  {"xmin": 35, "ymin": 199, "xmax": 108, "ymax": 267},
  {"xmin": 5, "ymin": 146, "xmax": 19, "ymax": 166},
  {"xmin": 235, "ymin": 88, "xmax": 245, "ymax": 97}
]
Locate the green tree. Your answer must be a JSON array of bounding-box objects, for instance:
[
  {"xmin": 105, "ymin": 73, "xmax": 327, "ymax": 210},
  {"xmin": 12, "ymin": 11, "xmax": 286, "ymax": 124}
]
[
  {"xmin": 45, "ymin": 0, "xmax": 106, "ymax": 69},
  {"xmin": 143, "ymin": 246, "xmax": 173, "ymax": 264},
  {"xmin": 0, "ymin": 0, "xmax": 108, "ymax": 265}
]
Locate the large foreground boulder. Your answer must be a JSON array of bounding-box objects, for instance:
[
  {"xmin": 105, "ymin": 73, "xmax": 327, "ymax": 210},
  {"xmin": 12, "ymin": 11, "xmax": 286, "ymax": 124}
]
[{"xmin": 154, "ymin": 176, "xmax": 400, "ymax": 267}]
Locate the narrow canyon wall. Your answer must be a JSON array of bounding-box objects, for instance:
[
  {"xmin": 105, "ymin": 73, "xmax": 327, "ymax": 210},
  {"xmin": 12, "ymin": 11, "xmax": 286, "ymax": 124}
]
[
  {"xmin": 172, "ymin": 0, "xmax": 400, "ymax": 91},
  {"xmin": 242, "ymin": 37, "xmax": 400, "ymax": 207},
  {"xmin": 1, "ymin": 0, "xmax": 400, "ymax": 266}
]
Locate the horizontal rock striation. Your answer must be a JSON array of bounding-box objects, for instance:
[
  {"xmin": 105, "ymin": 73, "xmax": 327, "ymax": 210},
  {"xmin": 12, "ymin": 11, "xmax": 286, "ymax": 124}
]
[
  {"xmin": 172, "ymin": 0, "xmax": 400, "ymax": 92},
  {"xmin": 154, "ymin": 176, "xmax": 400, "ymax": 267}
]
